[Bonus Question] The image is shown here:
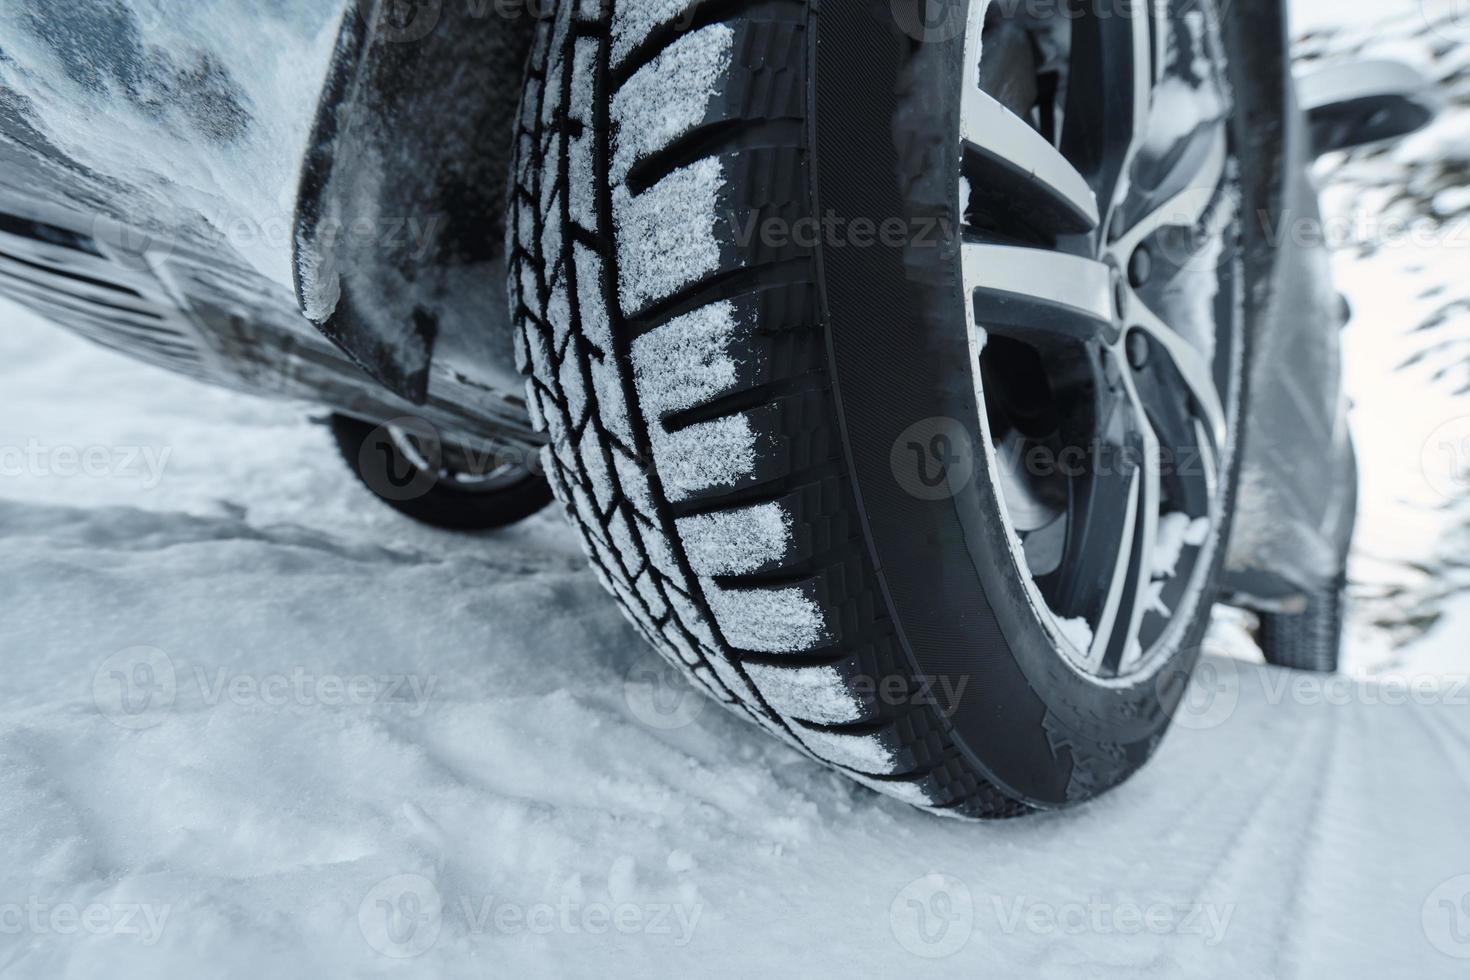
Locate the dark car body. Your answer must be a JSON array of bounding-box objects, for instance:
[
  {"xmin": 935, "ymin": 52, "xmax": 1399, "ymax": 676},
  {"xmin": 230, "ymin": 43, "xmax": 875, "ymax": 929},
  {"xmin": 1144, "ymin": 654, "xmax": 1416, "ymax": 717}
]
[{"xmin": 0, "ymin": 0, "xmax": 1355, "ymax": 603}]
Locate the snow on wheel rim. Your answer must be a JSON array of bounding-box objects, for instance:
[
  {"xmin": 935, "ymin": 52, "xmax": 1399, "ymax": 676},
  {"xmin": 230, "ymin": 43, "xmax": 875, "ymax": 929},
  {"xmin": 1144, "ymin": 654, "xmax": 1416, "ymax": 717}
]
[{"xmin": 957, "ymin": 0, "xmax": 1244, "ymax": 683}]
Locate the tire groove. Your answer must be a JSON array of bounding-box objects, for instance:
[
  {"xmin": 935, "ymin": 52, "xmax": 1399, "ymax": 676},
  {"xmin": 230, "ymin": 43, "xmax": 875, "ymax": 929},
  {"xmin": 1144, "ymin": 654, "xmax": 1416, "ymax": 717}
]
[{"xmin": 510, "ymin": 0, "xmax": 1011, "ymax": 811}]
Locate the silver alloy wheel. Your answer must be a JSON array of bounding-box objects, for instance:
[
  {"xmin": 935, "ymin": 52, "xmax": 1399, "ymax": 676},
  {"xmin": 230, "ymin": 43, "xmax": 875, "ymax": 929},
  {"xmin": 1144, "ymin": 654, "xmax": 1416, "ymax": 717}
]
[
  {"xmin": 387, "ymin": 425, "xmax": 532, "ymax": 493},
  {"xmin": 959, "ymin": 0, "xmax": 1243, "ymax": 681}
]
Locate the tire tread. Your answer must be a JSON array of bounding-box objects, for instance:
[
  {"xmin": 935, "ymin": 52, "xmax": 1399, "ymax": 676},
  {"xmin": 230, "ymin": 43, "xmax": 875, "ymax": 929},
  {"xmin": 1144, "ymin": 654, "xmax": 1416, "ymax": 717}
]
[{"xmin": 509, "ymin": 0, "xmax": 1026, "ymax": 817}]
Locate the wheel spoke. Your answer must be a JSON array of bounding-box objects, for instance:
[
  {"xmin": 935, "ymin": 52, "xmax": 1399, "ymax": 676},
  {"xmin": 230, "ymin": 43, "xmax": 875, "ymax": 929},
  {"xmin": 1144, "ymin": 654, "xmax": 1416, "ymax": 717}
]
[
  {"xmin": 1040, "ymin": 378, "xmax": 1150, "ymax": 670},
  {"xmin": 1150, "ymin": 0, "xmax": 1168, "ymax": 88},
  {"xmin": 961, "ymin": 87, "xmax": 1102, "ymax": 234},
  {"xmin": 961, "ymin": 0, "xmax": 1100, "ymax": 234},
  {"xmin": 1108, "ymin": 127, "xmax": 1228, "ymax": 261},
  {"xmin": 1061, "ymin": 0, "xmax": 1155, "ymax": 230},
  {"xmin": 1129, "ymin": 298, "xmax": 1227, "ymax": 452},
  {"xmin": 1117, "ymin": 0, "xmax": 1154, "ymax": 221},
  {"xmin": 1105, "ymin": 369, "xmax": 1162, "ymax": 672},
  {"xmin": 962, "ymin": 243, "xmax": 1113, "ymax": 341},
  {"xmin": 962, "ymin": 0, "xmax": 987, "ymax": 90},
  {"xmin": 1084, "ymin": 460, "xmax": 1141, "ymax": 672}
]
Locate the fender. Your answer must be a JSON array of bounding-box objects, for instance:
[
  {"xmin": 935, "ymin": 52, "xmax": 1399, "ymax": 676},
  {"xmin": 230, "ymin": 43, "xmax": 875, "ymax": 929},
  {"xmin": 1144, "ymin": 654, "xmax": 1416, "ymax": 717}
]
[
  {"xmin": 0, "ymin": 0, "xmax": 543, "ymax": 453},
  {"xmin": 293, "ymin": 0, "xmax": 535, "ymax": 408},
  {"xmin": 1218, "ymin": 0, "xmax": 1358, "ymax": 602}
]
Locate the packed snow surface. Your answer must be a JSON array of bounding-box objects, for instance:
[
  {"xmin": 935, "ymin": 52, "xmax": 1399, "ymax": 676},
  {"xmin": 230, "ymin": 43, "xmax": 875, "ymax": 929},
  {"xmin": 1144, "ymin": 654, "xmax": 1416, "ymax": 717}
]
[
  {"xmin": 4, "ymin": 2, "xmax": 1470, "ymax": 977},
  {"xmin": 4, "ymin": 265, "xmax": 1470, "ymax": 977}
]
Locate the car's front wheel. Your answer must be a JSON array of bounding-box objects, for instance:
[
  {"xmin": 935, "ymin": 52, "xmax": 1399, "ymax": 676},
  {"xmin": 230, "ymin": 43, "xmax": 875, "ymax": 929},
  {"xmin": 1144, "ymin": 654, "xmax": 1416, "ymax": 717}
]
[{"xmin": 510, "ymin": 0, "xmax": 1247, "ymax": 815}]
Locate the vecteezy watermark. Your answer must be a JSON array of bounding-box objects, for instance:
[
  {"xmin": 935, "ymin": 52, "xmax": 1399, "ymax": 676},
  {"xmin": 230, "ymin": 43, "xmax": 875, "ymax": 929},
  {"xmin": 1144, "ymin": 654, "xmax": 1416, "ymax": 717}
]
[
  {"xmin": 187, "ymin": 667, "xmax": 438, "ymax": 717},
  {"xmin": 622, "ymin": 651, "xmax": 708, "ymax": 731},
  {"xmin": 1420, "ymin": 416, "xmax": 1470, "ymax": 501},
  {"xmin": 729, "ymin": 210, "xmax": 957, "ymax": 252},
  {"xmin": 0, "ymin": 898, "xmax": 172, "ymax": 946},
  {"xmin": 890, "ymin": 417, "xmax": 977, "ymax": 501},
  {"xmin": 624, "ymin": 654, "xmax": 975, "ymax": 730},
  {"xmin": 992, "ymin": 896, "xmax": 1235, "ymax": 946},
  {"xmin": 1157, "ymin": 655, "xmax": 1240, "ymax": 732},
  {"xmin": 92, "ymin": 647, "xmax": 178, "ymax": 731},
  {"xmin": 358, "ymin": 874, "xmax": 703, "ymax": 958},
  {"xmin": 1158, "ymin": 655, "xmax": 1470, "ymax": 732},
  {"xmin": 1422, "ymin": 0, "xmax": 1470, "ymax": 41},
  {"xmin": 849, "ymin": 673, "xmax": 971, "ymax": 717},
  {"xmin": 1255, "ymin": 671, "xmax": 1470, "ymax": 709},
  {"xmin": 890, "ymin": 421, "xmax": 1222, "ymax": 502},
  {"xmin": 304, "ymin": 215, "xmax": 447, "ymax": 262},
  {"xmin": 890, "ymin": 0, "xmax": 967, "ymax": 43},
  {"xmin": 352, "ymin": 416, "xmax": 539, "ymax": 503},
  {"xmin": 0, "ymin": 441, "xmax": 171, "ymax": 489},
  {"xmin": 891, "ymin": 874, "xmax": 975, "ymax": 958},
  {"xmin": 1423, "ymin": 875, "xmax": 1470, "ymax": 959},
  {"xmin": 1119, "ymin": 207, "xmax": 1470, "ymax": 280},
  {"xmin": 92, "ymin": 648, "xmax": 438, "ymax": 729},
  {"xmin": 92, "ymin": 206, "xmax": 447, "ymax": 270},
  {"xmin": 360, "ymin": 874, "xmax": 443, "ymax": 959},
  {"xmin": 357, "ymin": 418, "xmax": 444, "ymax": 503},
  {"xmin": 1001, "ymin": 439, "xmax": 1214, "ymax": 481},
  {"xmin": 357, "ymin": 0, "xmax": 446, "ymax": 44},
  {"xmin": 1258, "ymin": 210, "xmax": 1470, "ymax": 254}
]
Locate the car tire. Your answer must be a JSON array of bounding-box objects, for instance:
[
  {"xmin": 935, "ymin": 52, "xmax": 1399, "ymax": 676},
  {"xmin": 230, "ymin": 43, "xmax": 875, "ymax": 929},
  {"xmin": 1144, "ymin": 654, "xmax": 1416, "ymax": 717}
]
[
  {"xmin": 329, "ymin": 414, "xmax": 553, "ymax": 531},
  {"xmin": 509, "ymin": 0, "xmax": 1249, "ymax": 815},
  {"xmin": 1259, "ymin": 577, "xmax": 1345, "ymax": 674}
]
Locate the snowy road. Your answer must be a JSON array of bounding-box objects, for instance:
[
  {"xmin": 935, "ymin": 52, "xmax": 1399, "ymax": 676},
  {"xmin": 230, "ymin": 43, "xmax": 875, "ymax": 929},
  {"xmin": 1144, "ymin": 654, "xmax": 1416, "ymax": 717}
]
[
  {"xmin": 3, "ymin": 293, "xmax": 1470, "ymax": 978},
  {"xmin": 5, "ymin": 3, "xmax": 1470, "ymax": 976}
]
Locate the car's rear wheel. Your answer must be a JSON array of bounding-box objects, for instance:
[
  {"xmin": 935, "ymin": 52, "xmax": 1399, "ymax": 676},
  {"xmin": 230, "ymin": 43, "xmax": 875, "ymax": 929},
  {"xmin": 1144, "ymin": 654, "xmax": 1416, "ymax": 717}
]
[
  {"xmin": 1259, "ymin": 577, "xmax": 1346, "ymax": 674},
  {"xmin": 330, "ymin": 414, "xmax": 552, "ymax": 530},
  {"xmin": 510, "ymin": 0, "xmax": 1246, "ymax": 815}
]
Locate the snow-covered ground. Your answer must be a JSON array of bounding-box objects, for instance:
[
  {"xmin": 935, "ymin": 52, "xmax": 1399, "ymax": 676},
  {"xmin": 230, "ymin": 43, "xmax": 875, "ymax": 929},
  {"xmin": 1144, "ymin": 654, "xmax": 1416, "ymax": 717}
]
[{"xmin": 4, "ymin": 4, "xmax": 1470, "ymax": 977}]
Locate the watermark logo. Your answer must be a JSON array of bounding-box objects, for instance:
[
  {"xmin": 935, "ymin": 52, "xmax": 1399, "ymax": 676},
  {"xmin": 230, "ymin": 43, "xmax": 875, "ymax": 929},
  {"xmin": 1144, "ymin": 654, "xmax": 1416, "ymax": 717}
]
[
  {"xmin": 623, "ymin": 652, "xmax": 706, "ymax": 731},
  {"xmin": 728, "ymin": 209, "xmax": 955, "ymax": 251},
  {"xmin": 359, "ymin": 874, "xmax": 444, "ymax": 958},
  {"xmin": 1421, "ymin": 416, "xmax": 1470, "ymax": 500},
  {"xmin": 92, "ymin": 647, "xmax": 178, "ymax": 731},
  {"xmin": 891, "ymin": 0, "xmax": 968, "ymax": 43},
  {"xmin": 359, "ymin": 0, "xmax": 444, "ymax": 43},
  {"xmin": 1423, "ymin": 0, "xmax": 1470, "ymax": 41},
  {"xmin": 993, "ymin": 896, "xmax": 1234, "ymax": 945},
  {"xmin": 357, "ymin": 875, "xmax": 704, "ymax": 956},
  {"xmin": 890, "ymin": 417, "xmax": 976, "ymax": 501},
  {"xmin": 128, "ymin": 0, "xmax": 169, "ymax": 33},
  {"xmin": 1423, "ymin": 875, "xmax": 1470, "ymax": 959},
  {"xmin": 890, "ymin": 873, "xmax": 974, "ymax": 958},
  {"xmin": 1159, "ymin": 656, "xmax": 1468, "ymax": 730},
  {"xmin": 190, "ymin": 667, "xmax": 438, "ymax": 717},
  {"xmin": 357, "ymin": 418, "xmax": 443, "ymax": 502},
  {"xmin": 1157, "ymin": 655, "xmax": 1238, "ymax": 731},
  {"xmin": 92, "ymin": 647, "xmax": 439, "ymax": 725},
  {"xmin": 1258, "ymin": 209, "xmax": 1470, "ymax": 256},
  {"xmin": 91, "ymin": 212, "xmax": 178, "ymax": 267},
  {"xmin": 0, "ymin": 441, "xmax": 172, "ymax": 489},
  {"xmin": 0, "ymin": 899, "xmax": 172, "ymax": 946}
]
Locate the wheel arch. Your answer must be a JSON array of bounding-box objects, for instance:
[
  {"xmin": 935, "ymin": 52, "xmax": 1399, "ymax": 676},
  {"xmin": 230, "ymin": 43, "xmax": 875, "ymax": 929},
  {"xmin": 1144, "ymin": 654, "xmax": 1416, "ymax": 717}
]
[
  {"xmin": 292, "ymin": 0, "xmax": 537, "ymax": 408},
  {"xmin": 1217, "ymin": 0, "xmax": 1360, "ymax": 600}
]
